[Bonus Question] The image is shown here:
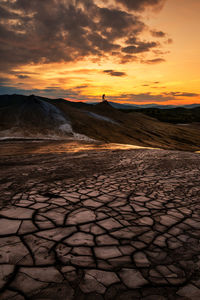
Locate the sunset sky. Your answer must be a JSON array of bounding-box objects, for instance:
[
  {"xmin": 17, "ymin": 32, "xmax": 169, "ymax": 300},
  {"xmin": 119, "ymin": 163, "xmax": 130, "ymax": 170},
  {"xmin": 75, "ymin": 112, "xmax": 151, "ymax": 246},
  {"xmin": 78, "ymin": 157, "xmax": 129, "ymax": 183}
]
[{"xmin": 0, "ymin": 0, "xmax": 199, "ymax": 105}]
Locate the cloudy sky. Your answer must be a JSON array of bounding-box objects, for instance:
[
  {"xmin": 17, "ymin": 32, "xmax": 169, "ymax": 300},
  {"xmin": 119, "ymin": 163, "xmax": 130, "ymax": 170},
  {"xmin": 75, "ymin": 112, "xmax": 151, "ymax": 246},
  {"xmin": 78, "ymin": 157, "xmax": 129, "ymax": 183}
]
[{"xmin": 0, "ymin": 0, "xmax": 199, "ymax": 104}]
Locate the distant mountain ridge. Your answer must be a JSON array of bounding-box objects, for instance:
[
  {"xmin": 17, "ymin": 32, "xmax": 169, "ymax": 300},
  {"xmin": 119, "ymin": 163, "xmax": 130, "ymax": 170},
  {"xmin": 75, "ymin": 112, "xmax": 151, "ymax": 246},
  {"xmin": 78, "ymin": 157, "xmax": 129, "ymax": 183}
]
[
  {"xmin": 89, "ymin": 101, "xmax": 200, "ymax": 110},
  {"xmin": 0, "ymin": 94, "xmax": 200, "ymax": 151}
]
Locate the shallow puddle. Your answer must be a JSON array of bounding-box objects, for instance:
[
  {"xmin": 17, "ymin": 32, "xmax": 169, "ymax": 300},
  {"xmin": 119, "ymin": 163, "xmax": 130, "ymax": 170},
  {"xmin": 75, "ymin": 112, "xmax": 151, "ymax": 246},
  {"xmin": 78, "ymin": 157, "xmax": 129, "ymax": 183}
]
[{"xmin": 0, "ymin": 139, "xmax": 156, "ymax": 156}]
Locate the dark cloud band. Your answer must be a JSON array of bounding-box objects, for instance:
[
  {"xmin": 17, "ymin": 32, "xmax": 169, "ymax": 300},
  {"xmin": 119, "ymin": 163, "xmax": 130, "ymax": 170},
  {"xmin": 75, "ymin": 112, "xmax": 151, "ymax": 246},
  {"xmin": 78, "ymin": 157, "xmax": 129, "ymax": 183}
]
[
  {"xmin": 115, "ymin": 0, "xmax": 166, "ymax": 11},
  {"xmin": 103, "ymin": 70, "xmax": 127, "ymax": 76},
  {"xmin": 0, "ymin": 0, "xmax": 167, "ymax": 71}
]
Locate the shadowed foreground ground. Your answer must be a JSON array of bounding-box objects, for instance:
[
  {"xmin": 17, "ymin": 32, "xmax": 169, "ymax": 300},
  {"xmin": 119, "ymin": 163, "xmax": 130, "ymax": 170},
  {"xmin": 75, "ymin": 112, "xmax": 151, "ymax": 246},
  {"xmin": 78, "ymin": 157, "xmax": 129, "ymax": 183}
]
[{"xmin": 0, "ymin": 141, "xmax": 200, "ymax": 299}]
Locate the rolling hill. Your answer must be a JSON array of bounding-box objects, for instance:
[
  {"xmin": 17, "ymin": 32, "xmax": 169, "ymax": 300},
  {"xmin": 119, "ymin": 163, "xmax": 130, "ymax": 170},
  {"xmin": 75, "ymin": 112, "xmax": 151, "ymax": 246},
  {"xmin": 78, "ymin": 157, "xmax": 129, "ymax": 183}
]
[
  {"xmin": 120, "ymin": 106, "xmax": 200, "ymax": 124},
  {"xmin": 0, "ymin": 94, "xmax": 200, "ymax": 151}
]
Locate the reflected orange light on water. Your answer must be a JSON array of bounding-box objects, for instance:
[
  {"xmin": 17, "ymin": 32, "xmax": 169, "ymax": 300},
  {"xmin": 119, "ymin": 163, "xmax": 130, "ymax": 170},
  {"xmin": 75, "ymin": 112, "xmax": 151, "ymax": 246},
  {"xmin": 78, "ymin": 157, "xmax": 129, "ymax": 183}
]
[
  {"xmin": 31, "ymin": 142, "xmax": 156, "ymax": 154},
  {"xmin": 0, "ymin": 141, "xmax": 157, "ymax": 156}
]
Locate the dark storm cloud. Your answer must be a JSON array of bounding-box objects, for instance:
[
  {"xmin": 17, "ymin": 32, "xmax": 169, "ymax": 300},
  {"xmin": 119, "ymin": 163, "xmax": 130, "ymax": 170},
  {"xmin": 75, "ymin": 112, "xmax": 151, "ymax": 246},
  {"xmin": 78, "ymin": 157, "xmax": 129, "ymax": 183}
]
[
  {"xmin": 114, "ymin": 92, "xmax": 174, "ymax": 102},
  {"xmin": 74, "ymin": 85, "xmax": 90, "ymax": 90},
  {"xmin": 16, "ymin": 75, "xmax": 30, "ymax": 79},
  {"xmin": 142, "ymin": 81, "xmax": 160, "ymax": 86},
  {"xmin": 164, "ymin": 92, "xmax": 199, "ymax": 97},
  {"xmin": 115, "ymin": 0, "xmax": 166, "ymax": 11},
  {"xmin": 119, "ymin": 54, "xmax": 138, "ymax": 64},
  {"xmin": 103, "ymin": 70, "xmax": 127, "ymax": 76},
  {"xmin": 142, "ymin": 58, "xmax": 165, "ymax": 64},
  {"xmin": 112, "ymin": 91, "xmax": 199, "ymax": 103},
  {"xmin": 0, "ymin": 0, "xmax": 168, "ymax": 71},
  {"xmin": 117, "ymin": 92, "xmax": 199, "ymax": 103},
  {"xmin": 122, "ymin": 41, "xmax": 157, "ymax": 54},
  {"xmin": 151, "ymin": 30, "xmax": 166, "ymax": 37}
]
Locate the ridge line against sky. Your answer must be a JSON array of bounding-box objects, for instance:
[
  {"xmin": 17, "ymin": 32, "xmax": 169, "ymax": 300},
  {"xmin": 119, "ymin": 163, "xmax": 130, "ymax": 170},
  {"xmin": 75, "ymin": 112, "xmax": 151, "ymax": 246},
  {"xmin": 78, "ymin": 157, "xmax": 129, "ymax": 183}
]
[{"xmin": 0, "ymin": 0, "xmax": 199, "ymax": 105}]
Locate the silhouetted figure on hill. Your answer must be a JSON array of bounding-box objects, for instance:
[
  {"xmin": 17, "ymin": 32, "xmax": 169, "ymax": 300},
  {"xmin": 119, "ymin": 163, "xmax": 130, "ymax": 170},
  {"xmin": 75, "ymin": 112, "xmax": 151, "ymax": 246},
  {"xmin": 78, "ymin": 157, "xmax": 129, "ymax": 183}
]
[{"xmin": 102, "ymin": 94, "xmax": 106, "ymax": 102}]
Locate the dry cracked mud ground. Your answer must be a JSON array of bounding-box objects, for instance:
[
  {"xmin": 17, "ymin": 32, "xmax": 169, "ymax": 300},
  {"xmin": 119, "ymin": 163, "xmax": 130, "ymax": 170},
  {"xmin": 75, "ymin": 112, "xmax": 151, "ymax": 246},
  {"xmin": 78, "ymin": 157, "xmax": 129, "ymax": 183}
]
[{"xmin": 0, "ymin": 140, "xmax": 200, "ymax": 300}]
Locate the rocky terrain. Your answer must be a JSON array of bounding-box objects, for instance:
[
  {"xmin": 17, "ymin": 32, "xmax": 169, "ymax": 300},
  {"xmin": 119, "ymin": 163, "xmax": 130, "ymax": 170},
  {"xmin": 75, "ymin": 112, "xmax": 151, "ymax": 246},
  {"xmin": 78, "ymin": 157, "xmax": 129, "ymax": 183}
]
[{"xmin": 0, "ymin": 141, "xmax": 200, "ymax": 299}]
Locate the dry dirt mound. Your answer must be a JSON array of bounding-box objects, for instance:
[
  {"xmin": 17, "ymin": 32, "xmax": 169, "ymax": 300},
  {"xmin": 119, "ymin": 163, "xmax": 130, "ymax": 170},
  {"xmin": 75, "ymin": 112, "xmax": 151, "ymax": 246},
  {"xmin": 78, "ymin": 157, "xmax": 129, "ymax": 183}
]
[{"xmin": 0, "ymin": 94, "xmax": 200, "ymax": 151}]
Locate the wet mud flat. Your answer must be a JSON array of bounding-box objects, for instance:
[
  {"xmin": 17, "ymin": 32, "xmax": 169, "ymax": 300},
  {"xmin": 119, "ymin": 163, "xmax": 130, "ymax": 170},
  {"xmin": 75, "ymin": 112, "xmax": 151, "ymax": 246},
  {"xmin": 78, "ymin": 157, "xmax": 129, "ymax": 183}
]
[{"xmin": 0, "ymin": 140, "xmax": 200, "ymax": 299}]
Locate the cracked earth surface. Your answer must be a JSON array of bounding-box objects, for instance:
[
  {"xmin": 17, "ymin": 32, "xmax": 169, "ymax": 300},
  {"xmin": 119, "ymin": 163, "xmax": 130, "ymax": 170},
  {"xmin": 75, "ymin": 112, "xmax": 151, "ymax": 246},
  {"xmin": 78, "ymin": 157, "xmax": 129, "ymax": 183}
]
[{"xmin": 0, "ymin": 142, "xmax": 200, "ymax": 299}]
